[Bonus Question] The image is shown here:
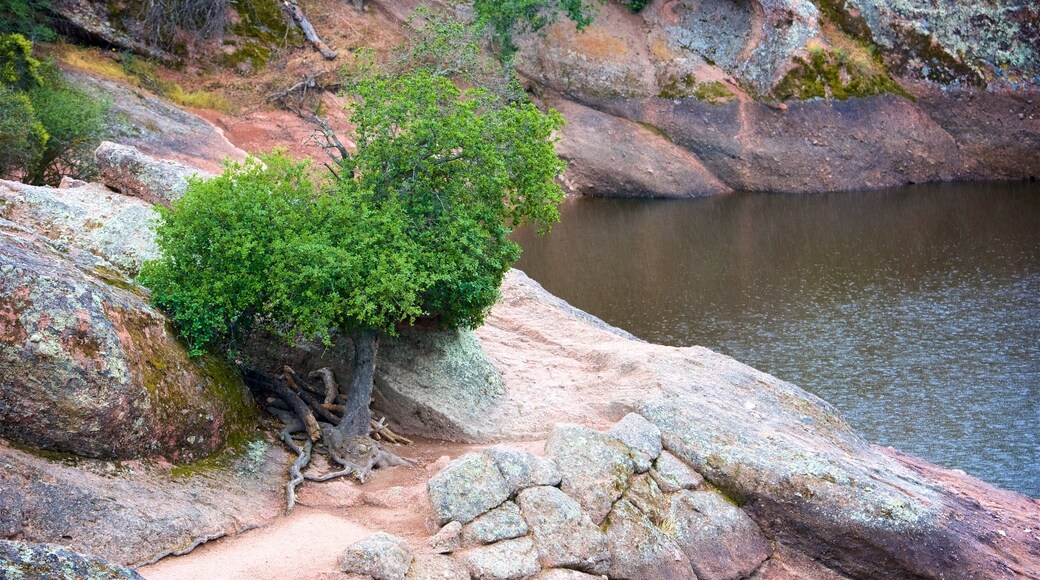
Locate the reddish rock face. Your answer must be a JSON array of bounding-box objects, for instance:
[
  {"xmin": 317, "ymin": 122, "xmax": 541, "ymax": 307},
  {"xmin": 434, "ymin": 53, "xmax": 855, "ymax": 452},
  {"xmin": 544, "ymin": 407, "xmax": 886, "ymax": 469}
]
[{"xmin": 0, "ymin": 223, "xmax": 254, "ymax": 461}]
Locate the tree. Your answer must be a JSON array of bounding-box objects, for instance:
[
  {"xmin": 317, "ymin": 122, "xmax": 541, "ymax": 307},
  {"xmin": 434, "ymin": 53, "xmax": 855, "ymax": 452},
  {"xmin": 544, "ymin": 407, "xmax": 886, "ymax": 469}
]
[
  {"xmin": 0, "ymin": 33, "xmax": 109, "ymax": 185},
  {"xmin": 141, "ymin": 52, "xmax": 565, "ymax": 489}
]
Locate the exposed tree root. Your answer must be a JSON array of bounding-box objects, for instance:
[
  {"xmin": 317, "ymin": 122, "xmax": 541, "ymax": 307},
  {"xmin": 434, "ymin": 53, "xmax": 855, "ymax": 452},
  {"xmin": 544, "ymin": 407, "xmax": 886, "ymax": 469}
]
[{"xmin": 243, "ymin": 366, "xmax": 415, "ymax": 512}]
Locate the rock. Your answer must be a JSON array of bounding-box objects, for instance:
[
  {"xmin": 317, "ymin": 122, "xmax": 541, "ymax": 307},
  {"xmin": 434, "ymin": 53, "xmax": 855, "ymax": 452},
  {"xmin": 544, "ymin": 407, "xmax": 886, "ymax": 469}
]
[
  {"xmin": 65, "ymin": 70, "xmax": 246, "ymax": 175},
  {"xmin": 607, "ymin": 412, "xmax": 662, "ymax": 473},
  {"xmin": 407, "ymin": 554, "xmax": 470, "ymax": 580},
  {"xmin": 461, "ymin": 501, "xmax": 528, "ymax": 546},
  {"xmin": 590, "ymin": 95, "xmax": 969, "ymax": 194},
  {"xmin": 516, "ymin": 486, "xmax": 609, "ymax": 573},
  {"xmin": 830, "ymin": 0, "xmax": 1039, "ymax": 87},
  {"xmin": 551, "ymin": 97, "xmax": 731, "ymax": 198},
  {"xmin": 0, "ymin": 222, "xmax": 254, "ymax": 461},
  {"xmin": 428, "ymin": 521, "xmax": 462, "ymax": 554},
  {"xmin": 0, "ymin": 436, "xmax": 287, "ymax": 568},
  {"xmin": 0, "ymin": 540, "xmax": 143, "ymax": 579},
  {"xmin": 427, "ymin": 453, "xmax": 510, "ymax": 525},
  {"xmin": 622, "ymin": 475, "xmax": 669, "ymax": 526},
  {"xmin": 49, "ymin": 0, "xmax": 163, "ymax": 61},
  {"xmin": 483, "ymin": 445, "xmax": 561, "ymax": 493},
  {"xmin": 0, "ymin": 179, "xmax": 158, "ymax": 276},
  {"xmin": 545, "ymin": 423, "xmax": 635, "ymax": 525},
  {"xmin": 651, "ymin": 451, "xmax": 704, "ymax": 493},
  {"xmin": 530, "ymin": 571, "xmax": 606, "ymax": 580},
  {"xmin": 375, "ymin": 328, "xmax": 508, "ymax": 442},
  {"xmin": 667, "ymin": 490, "xmax": 770, "ymax": 580},
  {"xmin": 95, "ymin": 141, "xmax": 213, "ymax": 207},
  {"xmin": 340, "ymin": 533, "xmax": 414, "ymax": 580},
  {"xmin": 457, "ymin": 537, "xmax": 541, "ymax": 580},
  {"xmin": 603, "ymin": 499, "xmax": 695, "ymax": 580}
]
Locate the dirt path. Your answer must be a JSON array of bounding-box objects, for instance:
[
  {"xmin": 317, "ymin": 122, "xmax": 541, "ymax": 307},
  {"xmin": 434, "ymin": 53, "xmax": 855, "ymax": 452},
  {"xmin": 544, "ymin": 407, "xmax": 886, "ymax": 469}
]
[{"xmin": 137, "ymin": 438, "xmax": 545, "ymax": 579}]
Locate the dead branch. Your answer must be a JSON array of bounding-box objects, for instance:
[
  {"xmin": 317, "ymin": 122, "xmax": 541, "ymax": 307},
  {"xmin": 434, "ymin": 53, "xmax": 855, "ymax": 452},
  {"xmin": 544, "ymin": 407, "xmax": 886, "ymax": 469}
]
[
  {"xmin": 371, "ymin": 416, "xmax": 412, "ymax": 445},
  {"xmin": 309, "ymin": 367, "xmax": 341, "ymax": 405},
  {"xmin": 244, "ymin": 366, "xmax": 321, "ymax": 442},
  {"xmin": 282, "ymin": 0, "xmax": 338, "ymax": 59}
]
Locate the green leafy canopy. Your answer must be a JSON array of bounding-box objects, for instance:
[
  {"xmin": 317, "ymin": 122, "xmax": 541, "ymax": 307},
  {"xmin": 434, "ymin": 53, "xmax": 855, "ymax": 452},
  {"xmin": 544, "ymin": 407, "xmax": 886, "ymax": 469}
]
[{"xmin": 141, "ymin": 67, "xmax": 565, "ymax": 356}]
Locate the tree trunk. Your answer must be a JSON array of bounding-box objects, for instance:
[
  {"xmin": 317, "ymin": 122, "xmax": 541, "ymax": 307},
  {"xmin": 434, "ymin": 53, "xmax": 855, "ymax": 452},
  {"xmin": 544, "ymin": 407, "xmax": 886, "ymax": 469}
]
[{"xmin": 337, "ymin": 327, "xmax": 378, "ymax": 438}]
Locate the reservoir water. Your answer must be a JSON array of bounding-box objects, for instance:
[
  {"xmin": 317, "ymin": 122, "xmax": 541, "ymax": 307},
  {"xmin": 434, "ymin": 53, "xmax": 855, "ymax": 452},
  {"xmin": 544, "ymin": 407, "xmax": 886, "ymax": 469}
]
[{"xmin": 513, "ymin": 182, "xmax": 1040, "ymax": 497}]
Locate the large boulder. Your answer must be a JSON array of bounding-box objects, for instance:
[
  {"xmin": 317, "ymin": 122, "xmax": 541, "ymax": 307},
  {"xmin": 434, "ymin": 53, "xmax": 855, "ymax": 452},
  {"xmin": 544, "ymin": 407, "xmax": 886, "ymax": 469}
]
[
  {"xmin": 0, "ymin": 437, "xmax": 287, "ymax": 567},
  {"xmin": 427, "ymin": 453, "xmax": 511, "ymax": 525},
  {"xmin": 339, "ymin": 532, "xmax": 414, "ymax": 580},
  {"xmin": 0, "ymin": 179, "xmax": 158, "ymax": 276},
  {"xmin": 0, "ymin": 540, "xmax": 143, "ymax": 579},
  {"xmin": 0, "ymin": 221, "xmax": 254, "ymax": 461},
  {"xmin": 95, "ymin": 141, "xmax": 214, "ymax": 207},
  {"xmin": 516, "ymin": 486, "xmax": 609, "ymax": 573},
  {"xmin": 65, "ymin": 70, "xmax": 246, "ymax": 175},
  {"xmin": 666, "ymin": 490, "xmax": 770, "ymax": 580}
]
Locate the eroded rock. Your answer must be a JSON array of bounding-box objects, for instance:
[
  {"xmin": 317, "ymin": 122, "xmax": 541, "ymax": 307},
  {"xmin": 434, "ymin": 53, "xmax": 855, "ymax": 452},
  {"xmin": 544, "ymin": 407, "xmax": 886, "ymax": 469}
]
[
  {"xmin": 603, "ymin": 499, "xmax": 694, "ymax": 580},
  {"xmin": 0, "ymin": 223, "xmax": 253, "ymax": 461},
  {"xmin": 407, "ymin": 554, "xmax": 470, "ymax": 580},
  {"xmin": 95, "ymin": 141, "xmax": 213, "ymax": 207},
  {"xmin": 457, "ymin": 537, "xmax": 540, "ymax": 580},
  {"xmin": 0, "ymin": 540, "xmax": 143, "ymax": 579},
  {"xmin": 516, "ymin": 486, "xmax": 608, "ymax": 574},
  {"xmin": 428, "ymin": 521, "xmax": 462, "ymax": 555},
  {"xmin": 484, "ymin": 445, "xmax": 561, "ymax": 494},
  {"xmin": 607, "ymin": 412, "xmax": 662, "ymax": 473},
  {"xmin": 427, "ymin": 453, "xmax": 510, "ymax": 525},
  {"xmin": 462, "ymin": 501, "xmax": 528, "ymax": 546},
  {"xmin": 651, "ymin": 450, "xmax": 704, "ymax": 493},
  {"xmin": 340, "ymin": 532, "xmax": 413, "ymax": 580},
  {"xmin": 545, "ymin": 423, "xmax": 635, "ymax": 525},
  {"xmin": 667, "ymin": 490, "xmax": 770, "ymax": 580},
  {"xmin": 0, "ymin": 179, "xmax": 158, "ymax": 276}
]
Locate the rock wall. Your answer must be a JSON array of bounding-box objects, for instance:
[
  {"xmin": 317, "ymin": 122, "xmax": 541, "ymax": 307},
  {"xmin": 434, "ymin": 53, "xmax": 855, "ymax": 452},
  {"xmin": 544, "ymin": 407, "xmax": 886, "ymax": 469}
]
[{"xmin": 508, "ymin": 0, "xmax": 1040, "ymax": 195}]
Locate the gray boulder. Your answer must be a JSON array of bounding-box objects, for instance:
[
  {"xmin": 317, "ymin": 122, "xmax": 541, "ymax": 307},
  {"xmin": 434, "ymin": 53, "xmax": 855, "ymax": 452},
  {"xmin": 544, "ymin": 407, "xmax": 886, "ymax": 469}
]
[
  {"xmin": 406, "ymin": 554, "xmax": 470, "ymax": 580},
  {"xmin": 428, "ymin": 521, "xmax": 462, "ymax": 554},
  {"xmin": 95, "ymin": 141, "xmax": 213, "ymax": 207},
  {"xmin": 668, "ymin": 491, "xmax": 770, "ymax": 580},
  {"xmin": 0, "ymin": 540, "xmax": 143, "ymax": 579},
  {"xmin": 484, "ymin": 445, "xmax": 561, "ymax": 493},
  {"xmin": 622, "ymin": 474, "xmax": 669, "ymax": 526},
  {"xmin": 457, "ymin": 537, "xmax": 540, "ymax": 580},
  {"xmin": 461, "ymin": 501, "xmax": 528, "ymax": 546},
  {"xmin": 0, "ymin": 222, "xmax": 254, "ymax": 461},
  {"xmin": 603, "ymin": 499, "xmax": 695, "ymax": 580},
  {"xmin": 0, "ymin": 179, "xmax": 158, "ymax": 276},
  {"xmin": 607, "ymin": 412, "xmax": 662, "ymax": 473},
  {"xmin": 516, "ymin": 486, "xmax": 609, "ymax": 574},
  {"xmin": 427, "ymin": 453, "xmax": 510, "ymax": 525},
  {"xmin": 340, "ymin": 532, "xmax": 413, "ymax": 580},
  {"xmin": 650, "ymin": 451, "xmax": 704, "ymax": 493},
  {"xmin": 530, "ymin": 572, "xmax": 606, "ymax": 580},
  {"xmin": 545, "ymin": 424, "xmax": 635, "ymax": 525}
]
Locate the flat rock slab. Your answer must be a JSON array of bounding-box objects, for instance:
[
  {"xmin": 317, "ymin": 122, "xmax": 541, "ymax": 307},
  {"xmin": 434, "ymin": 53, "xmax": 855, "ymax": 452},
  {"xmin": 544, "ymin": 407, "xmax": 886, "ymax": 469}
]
[{"xmin": 462, "ymin": 501, "xmax": 528, "ymax": 546}]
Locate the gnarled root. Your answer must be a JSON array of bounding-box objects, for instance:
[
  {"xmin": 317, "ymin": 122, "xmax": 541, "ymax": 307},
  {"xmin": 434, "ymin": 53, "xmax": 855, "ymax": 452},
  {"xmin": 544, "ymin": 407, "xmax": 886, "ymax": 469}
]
[{"xmin": 244, "ymin": 366, "xmax": 415, "ymax": 512}]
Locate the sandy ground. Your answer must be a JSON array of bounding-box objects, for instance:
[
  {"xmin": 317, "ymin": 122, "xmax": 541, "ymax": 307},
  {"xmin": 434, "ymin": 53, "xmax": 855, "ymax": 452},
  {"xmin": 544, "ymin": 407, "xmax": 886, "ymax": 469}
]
[{"xmin": 138, "ymin": 438, "xmax": 545, "ymax": 579}]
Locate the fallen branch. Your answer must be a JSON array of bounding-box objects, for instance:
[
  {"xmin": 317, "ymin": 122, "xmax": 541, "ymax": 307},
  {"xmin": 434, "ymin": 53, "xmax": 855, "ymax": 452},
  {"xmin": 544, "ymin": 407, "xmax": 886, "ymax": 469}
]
[
  {"xmin": 282, "ymin": 0, "xmax": 338, "ymax": 59},
  {"xmin": 309, "ymin": 367, "xmax": 341, "ymax": 405}
]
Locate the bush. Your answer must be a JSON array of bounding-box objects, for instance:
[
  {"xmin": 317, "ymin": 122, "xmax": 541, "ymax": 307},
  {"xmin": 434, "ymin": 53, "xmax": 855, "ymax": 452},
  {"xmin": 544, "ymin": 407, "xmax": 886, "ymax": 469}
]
[
  {"xmin": 0, "ymin": 34, "xmax": 109, "ymax": 185},
  {"xmin": 0, "ymin": 0, "xmax": 55, "ymax": 42}
]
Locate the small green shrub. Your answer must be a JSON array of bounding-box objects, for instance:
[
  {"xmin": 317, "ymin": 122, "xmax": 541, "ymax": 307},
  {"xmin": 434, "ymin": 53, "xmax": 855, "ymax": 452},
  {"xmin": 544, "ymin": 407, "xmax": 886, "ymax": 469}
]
[
  {"xmin": 0, "ymin": 34, "xmax": 110, "ymax": 186},
  {"xmin": 474, "ymin": 0, "xmax": 601, "ymax": 58}
]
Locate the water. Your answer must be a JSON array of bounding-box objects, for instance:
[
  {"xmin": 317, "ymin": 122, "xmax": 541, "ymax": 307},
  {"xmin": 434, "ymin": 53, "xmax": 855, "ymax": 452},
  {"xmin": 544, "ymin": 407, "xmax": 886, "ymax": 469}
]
[{"xmin": 513, "ymin": 182, "xmax": 1040, "ymax": 497}]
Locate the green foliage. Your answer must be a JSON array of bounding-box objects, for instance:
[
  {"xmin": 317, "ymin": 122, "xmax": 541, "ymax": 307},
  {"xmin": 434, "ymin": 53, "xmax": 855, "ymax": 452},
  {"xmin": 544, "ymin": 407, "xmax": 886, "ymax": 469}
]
[
  {"xmin": 473, "ymin": 0, "xmax": 601, "ymax": 57},
  {"xmin": 142, "ymin": 68, "xmax": 565, "ymax": 355},
  {"xmin": 0, "ymin": 33, "xmax": 43, "ymax": 90},
  {"xmin": 773, "ymin": 44, "xmax": 912, "ymax": 101},
  {"xmin": 620, "ymin": 0, "xmax": 651, "ymax": 12},
  {"xmin": 0, "ymin": 86, "xmax": 47, "ymax": 178},
  {"xmin": 0, "ymin": 0, "xmax": 55, "ymax": 42},
  {"xmin": 0, "ymin": 35, "xmax": 110, "ymax": 185},
  {"xmin": 692, "ymin": 80, "xmax": 735, "ymax": 104},
  {"xmin": 22, "ymin": 66, "xmax": 110, "ymax": 184}
]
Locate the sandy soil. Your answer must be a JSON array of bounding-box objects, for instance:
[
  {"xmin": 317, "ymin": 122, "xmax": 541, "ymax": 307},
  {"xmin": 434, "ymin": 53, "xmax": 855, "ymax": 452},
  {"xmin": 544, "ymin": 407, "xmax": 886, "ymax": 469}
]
[{"xmin": 138, "ymin": 438, "xmax": 545, "ymax": 579}]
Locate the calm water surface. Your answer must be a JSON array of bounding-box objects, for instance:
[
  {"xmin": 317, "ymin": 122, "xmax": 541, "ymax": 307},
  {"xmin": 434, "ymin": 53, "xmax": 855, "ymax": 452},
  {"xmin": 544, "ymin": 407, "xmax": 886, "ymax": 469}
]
[{"xmin": 513, "ymin": 182, "xmax": 1040, "ymax": 497}]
